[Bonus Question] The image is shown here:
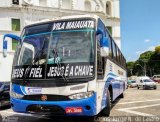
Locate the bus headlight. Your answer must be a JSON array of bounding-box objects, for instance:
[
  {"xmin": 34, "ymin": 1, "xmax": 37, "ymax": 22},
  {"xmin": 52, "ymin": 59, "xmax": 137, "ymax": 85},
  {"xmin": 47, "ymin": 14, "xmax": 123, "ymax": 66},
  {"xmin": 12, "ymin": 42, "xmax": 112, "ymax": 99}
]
[
  {"xmin": 69, "ymin": 91, "xmax": 94, "ymax": 100},
  {"xmin": 10, "ymin": 91, "xmax": 24, "ymax": 99}
]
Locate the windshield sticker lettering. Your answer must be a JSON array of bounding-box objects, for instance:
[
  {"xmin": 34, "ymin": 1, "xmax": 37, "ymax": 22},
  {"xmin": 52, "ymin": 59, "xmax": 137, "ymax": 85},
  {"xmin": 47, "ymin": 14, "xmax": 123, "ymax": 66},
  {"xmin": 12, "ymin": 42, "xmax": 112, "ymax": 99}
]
[
  {"xmin": 47, "ymin": 64, "xmax": 94, "ymax": 78},
  {"xmin": 12, "ymin": 64, "xmax": 94, "ymax": 79},
  {"xmin": 12, "ymin": 68, "xmax": 24, "ymax": 78},
  {"xmin": 29, "ymin": 67, "xmax": 43, "ymax": 78},
  {"xmin": 12, "ymin": 66, "xmax": 44, "ymax": 79},
  {"xmin": 53, "ymin": 20, "xmax": 94, "ymax": 30}
]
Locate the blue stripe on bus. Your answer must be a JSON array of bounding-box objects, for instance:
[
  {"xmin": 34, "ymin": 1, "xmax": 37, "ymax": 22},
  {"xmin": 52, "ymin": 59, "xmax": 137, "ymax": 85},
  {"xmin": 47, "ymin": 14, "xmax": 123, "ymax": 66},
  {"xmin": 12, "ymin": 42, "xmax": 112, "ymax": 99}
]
[
  {"xmin": 101, "ymin": 76, "xmax": 115, "ymax": 110},
  {"xmin": 12, "ymin": 84, "xmax": 24, "ymax": 95},
  {"xmin": 101, "ymin": 73, "xmax": 119, "ymax": 110},
  {"xmin": 107, "ymin": 73, "xmax": 117, "ymax": 77}
]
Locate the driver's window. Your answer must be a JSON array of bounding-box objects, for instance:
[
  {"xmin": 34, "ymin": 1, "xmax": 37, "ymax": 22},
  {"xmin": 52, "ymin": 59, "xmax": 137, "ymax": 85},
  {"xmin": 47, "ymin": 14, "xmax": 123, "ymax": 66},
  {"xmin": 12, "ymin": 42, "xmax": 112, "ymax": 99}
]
[
  {"xmin": 97, "ymin": 34, "xmax": 105, "ymax": 79},
  {"xmin": 18, "ymin": 43, "xmax": 34, "ymax": 65}
]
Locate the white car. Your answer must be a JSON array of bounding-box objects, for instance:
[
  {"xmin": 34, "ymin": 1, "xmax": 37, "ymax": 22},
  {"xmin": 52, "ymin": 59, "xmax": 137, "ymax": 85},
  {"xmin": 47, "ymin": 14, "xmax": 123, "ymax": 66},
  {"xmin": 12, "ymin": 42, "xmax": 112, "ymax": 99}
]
[
  {"xmin": 130, "ymin": 80, "xmax": 137, "ymax": 88},
  {"xmin": 137, "ymin": 77, "xmax": 157, "ymax": 90}
]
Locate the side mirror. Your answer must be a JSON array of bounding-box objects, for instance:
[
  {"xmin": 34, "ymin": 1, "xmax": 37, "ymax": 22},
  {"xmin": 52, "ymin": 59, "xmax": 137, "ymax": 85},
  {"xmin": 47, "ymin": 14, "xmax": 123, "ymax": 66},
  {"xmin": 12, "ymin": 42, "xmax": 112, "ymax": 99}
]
[
  {"xmin": 3, "ymin": 40, "xmax": 8, "ymax": 57},
  {"xmin": 100, "ymin": 37, "xmax": 109, "ymax": 57},
  {"xmin": 96, "ymin": 28, "xmax": 104, "ymax": 35},
  {"xmin": 96, "ymin": 28, "xmax": 109, "ymax": 57},
  {"xmin": 3, "ymin": 34, "xmax": 21, "ymax": 57}
]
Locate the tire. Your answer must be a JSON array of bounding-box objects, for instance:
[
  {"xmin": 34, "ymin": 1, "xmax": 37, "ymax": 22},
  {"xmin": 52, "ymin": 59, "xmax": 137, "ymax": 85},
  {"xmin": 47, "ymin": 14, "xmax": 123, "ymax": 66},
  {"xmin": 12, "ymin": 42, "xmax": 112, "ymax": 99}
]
[
  {"xmin": 126, "ymin": 85, "xmax": 128, "ymax": 89},
  {"xmin": 143, "ymin": 85, "xmax": 145, "ymax": 90},
  {"xmin": 101, "ymin": 90, "xmax": 111, "ymax": 117},
  {"xmin": 119, "ymin": 92, "xmax": 124, "ymax": 98},
  {"xmin": 137, "ymin": 86, "xmax": 139, "ymax": 89},
  {"xmin": 154, "ymin": 86, "xmax": 157, "ymax": 90}
]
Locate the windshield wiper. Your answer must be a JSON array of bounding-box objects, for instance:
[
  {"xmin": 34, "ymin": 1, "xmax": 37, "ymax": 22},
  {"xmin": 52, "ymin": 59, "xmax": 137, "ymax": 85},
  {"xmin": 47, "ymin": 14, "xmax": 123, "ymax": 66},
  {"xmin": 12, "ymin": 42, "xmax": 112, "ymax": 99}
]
[
  {"xmin": 23, "ymin": 50, "xmax": 42, "ymax": 83},
  {"xmin": 23, "ymin": 39, "xmax": 46, "ymax": 83},
  {"xmin": 52, "ymin": 48, "xmax": 69, "ymax": 84}
]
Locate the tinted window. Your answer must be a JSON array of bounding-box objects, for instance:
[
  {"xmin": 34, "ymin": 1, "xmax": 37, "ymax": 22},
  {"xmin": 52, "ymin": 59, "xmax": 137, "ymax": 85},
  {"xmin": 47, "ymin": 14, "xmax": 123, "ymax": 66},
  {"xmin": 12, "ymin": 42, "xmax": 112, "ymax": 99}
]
[
  {"xmin": 131, "ymin": 81, "xmax": 136, "ymax": 83},
  {"xmin": 97, "ymin": 34, "xmax": 105, "ymax": 79},
  {"xmin": 144, "ymin": 79, "xmax": 154, "ymax": 82},
  {"xmin": 112, "ymin": 40, "xmax": 116, "ymax": 60},
  {"xmin": 48, "ymin": 30, "xmax": 94, "ymax": 63},
  {"xmin": 0, "ymin": 82, "xmax": 3, "ymax": 88},
  {"xmin": 23, "ymin": 23, "xmax": 53, "ymax": 36},
  {"xmin": 4, "ymin": 85, "xmax": 9, "ymax": 90},
  {"xmin": 108, "ymin": 35, "xmax": 113, "ymax": 58}
]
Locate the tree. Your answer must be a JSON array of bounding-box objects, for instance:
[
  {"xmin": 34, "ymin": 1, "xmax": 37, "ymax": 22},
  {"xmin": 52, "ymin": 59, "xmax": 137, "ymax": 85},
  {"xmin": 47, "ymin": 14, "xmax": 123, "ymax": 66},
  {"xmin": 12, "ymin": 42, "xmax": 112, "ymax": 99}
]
[
  {"xmin": 127, "ymin": 46, "xmax": 160, "ymax": 77},
  {"xmin": 136, "ymin": 51, "xmax": 154, "ymax": 76},
  {"xmin": 139, "ymin": 51, "xmax": 154, "ymax": 61},
  {"xmin": 149, "ymin": 46, "xmax": 160, "ymax": 75},
  {"xmin": 126, "ymin": 62, "xmax": 135, "ymax": 77},
  {"xmin": 155, "ymin": 45, "xmax": 160, "ymax": 53}
]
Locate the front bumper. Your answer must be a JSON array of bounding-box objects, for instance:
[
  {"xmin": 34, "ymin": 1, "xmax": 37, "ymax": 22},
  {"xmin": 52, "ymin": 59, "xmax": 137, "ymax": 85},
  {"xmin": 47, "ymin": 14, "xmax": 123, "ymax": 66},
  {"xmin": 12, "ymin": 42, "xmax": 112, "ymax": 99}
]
[
  {"xmin": 10, "ymin": 93, "xmax": 96, "ymax": 116},
  {"xmin": 144, "ymin": 85, "xmax": 156, "ymax": 89}
]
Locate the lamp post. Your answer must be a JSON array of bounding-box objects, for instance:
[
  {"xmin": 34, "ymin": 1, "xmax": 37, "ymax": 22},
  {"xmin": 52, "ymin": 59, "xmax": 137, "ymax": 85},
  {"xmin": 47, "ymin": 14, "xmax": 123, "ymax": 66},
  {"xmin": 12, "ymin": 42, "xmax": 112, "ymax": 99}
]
[
  {"xmin": 130, "ymin": 69, "xmax": 133, "ymax": 76},
  {"xmin": 136, "ymin": 64, "xmax": 146, "ymax": 76}
]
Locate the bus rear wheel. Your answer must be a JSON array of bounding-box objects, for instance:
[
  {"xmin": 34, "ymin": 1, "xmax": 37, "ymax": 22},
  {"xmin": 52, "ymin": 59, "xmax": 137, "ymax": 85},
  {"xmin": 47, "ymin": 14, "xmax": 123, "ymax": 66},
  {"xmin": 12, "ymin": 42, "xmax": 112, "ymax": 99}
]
[{"xmin": 101, "ymin": 90, "xmax": 111, "ymax": 117}]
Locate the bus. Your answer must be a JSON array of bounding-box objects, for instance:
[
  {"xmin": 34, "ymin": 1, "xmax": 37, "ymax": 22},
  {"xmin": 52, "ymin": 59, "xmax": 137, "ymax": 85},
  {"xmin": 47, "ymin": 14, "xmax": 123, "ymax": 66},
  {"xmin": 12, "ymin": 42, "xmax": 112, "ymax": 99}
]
[{"xmin": 3, "ymin": 15, "xmax": 127, "ymax": 117}]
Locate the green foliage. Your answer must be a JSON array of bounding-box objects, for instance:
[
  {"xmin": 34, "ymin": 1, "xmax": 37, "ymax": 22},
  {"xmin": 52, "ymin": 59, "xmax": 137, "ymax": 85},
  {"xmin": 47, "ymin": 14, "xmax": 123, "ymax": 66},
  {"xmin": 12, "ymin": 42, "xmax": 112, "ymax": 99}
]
[
  {"xmin": 126, "ymin": 62, "xmax": 135, "ymax": 77},
  {"xmin": 127, "ymin": 62, "xmax": 134, "ymax": 69},
  {"xmin": 139, "ymin": 51, "xmax": 154, "ymax": 61},
  {"xmin": 127, "ymin": 48, "xmax": 160, "ymax": 77},
  {"xmin": 155, "ymin": 46, "xmax": 160, "ymax": 53}
]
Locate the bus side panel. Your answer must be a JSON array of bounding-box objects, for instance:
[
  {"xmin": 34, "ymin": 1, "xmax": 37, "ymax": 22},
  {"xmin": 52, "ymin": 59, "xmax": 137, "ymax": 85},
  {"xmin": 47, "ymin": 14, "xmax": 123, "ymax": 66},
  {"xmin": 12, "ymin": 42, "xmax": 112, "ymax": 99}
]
[
  {"xmin": 97, "ymin": 59, "xmax": 127, "ymax": 114},
  {"xmin": 96, "ymin": 59, "xmax": 120, "ymax": 114}
]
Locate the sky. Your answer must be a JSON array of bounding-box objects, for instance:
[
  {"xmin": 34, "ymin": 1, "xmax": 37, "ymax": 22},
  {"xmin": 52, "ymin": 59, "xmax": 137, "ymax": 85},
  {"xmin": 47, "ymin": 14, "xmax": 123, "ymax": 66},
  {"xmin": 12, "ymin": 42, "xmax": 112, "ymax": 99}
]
[{"xmin": 120, "ymin": 0, "xmax": 160, "ymax": 62}]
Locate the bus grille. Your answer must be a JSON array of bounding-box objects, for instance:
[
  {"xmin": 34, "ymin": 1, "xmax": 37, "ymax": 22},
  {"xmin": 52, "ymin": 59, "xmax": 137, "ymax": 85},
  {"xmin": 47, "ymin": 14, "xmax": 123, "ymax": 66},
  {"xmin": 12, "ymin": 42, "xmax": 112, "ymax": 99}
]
[
  {"xmin": 26, "ymin": 105, "xmax": 66, "ymax": 115},
  {"xmin": 22, "ymin": 94, "xmax": 70, "ymax": 101}
]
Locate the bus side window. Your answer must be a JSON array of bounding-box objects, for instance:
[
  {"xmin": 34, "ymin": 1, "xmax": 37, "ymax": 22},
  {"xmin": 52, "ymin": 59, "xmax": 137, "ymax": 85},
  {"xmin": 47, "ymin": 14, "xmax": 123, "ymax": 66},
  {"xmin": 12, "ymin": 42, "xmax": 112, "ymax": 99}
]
[
  {"xmin": 106, "ymin": 30, "xmax": 113, "ymax": 58},
  {"xmin": 97, "ymin": 34, "xmax": 105, "ymax": 79},
  {"xmin": 111, "ymin": 39, "xmax": 117, "ymax": 61}
]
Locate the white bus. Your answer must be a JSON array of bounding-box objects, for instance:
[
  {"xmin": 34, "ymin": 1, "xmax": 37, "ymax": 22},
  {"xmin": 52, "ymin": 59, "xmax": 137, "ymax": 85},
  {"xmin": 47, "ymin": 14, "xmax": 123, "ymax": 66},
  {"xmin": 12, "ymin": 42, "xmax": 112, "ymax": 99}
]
[{"xmin": 3, "ymin": 15, "xmax": 127, "ymax": 117}]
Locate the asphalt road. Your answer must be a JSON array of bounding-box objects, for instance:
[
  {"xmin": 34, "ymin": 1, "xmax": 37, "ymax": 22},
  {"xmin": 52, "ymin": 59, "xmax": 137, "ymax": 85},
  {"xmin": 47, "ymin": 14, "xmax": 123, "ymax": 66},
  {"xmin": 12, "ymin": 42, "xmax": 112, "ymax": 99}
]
[{"xmin": 0, "ymin": 85, "xmax": 160, "ymax": 122}]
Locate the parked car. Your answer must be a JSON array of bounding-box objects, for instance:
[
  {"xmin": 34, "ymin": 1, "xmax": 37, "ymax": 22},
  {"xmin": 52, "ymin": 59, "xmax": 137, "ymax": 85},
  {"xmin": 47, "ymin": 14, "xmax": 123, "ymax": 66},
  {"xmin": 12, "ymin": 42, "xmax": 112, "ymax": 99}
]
[
  {"xmin": 152, "ymin": 75, "xmax": 160, "ymax": 83},
  {"xmin": 137, "ymin": 76, "xmax": 157, "ymax": 90},
  {"xmin": 0, "ymin": 82, "xmax": 10, "ymax": 108},
  {"xmin": 127, "ymin": 80, "xmax": 132, "ymax": 88},
  {"xmin": 130, "ymin": 80, "xmax": 137, "ymax": 88}
]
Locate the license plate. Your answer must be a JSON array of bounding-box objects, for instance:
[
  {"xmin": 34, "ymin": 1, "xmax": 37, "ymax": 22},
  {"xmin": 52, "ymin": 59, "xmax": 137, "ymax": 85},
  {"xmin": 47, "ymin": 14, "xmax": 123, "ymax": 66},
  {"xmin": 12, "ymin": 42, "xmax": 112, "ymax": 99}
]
[{"xmin": 66, "ymin": 107, "xmax": 82, "ymax": 114}]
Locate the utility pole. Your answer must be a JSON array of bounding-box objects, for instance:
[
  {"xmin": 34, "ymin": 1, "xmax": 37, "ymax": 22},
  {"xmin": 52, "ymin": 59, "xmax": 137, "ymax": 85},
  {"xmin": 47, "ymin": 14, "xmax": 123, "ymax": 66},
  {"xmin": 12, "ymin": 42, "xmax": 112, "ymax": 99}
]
[
  {"xmin": 130, "ymin": 69, "xmax": 133, "ymax": 76},
  {"xmin": 144, "ymin": 62, "xmax": 146, "ymax": 76},
  {"xmin": 143, "ymin": 59, "xmax": 148, "ymax": 76}
]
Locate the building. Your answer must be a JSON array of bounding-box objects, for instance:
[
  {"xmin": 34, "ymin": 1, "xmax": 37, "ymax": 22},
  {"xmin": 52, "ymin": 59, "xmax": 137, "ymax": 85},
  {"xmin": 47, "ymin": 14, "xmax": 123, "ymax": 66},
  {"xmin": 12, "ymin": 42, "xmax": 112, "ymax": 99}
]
[{"xmin": 0, "ymin": 0, "xmax": 120, "ymax": 81}]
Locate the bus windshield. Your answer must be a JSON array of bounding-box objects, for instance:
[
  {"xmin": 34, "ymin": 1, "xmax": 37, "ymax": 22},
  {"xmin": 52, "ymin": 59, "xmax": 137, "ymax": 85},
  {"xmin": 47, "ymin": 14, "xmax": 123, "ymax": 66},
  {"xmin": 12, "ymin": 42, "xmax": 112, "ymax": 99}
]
[
  {"xmin": 12, "ymin": 19, "xmax": 95, "ymax": 80},
  {"xmin": 48, "ymin": 30, "xmax": 94, "ymax": 64}
]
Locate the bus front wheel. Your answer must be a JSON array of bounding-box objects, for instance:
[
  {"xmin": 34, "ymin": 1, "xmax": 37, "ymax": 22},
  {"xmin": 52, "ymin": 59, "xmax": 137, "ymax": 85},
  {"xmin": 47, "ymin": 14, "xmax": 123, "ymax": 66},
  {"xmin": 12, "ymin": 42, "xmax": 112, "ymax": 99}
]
[
  {"xmin": 101, "ymin": 90, "xmax": 111, "ymax": 117},
  {"xmin": 119, "ymin": 92, "xmax": 124, "ymax": 98}
]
